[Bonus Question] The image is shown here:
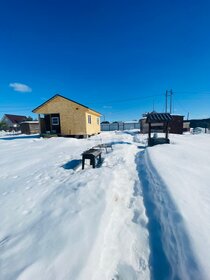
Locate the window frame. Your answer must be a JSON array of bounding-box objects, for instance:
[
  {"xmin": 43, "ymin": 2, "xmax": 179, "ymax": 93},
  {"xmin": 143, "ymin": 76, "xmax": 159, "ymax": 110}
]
[
  {"xmin": 88, "ymin": 115, "xmax": 91, "ymax": 124},
  {"xmin": 51, "ymin": 116, "xmax": 59, "ymax": 126}
]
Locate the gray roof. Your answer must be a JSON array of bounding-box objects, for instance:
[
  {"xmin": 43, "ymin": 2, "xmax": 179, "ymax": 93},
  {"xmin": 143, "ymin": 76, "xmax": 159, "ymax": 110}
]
[{"xmin": 146, "ymin": 112, "xmax": 173, "ymax": 123}]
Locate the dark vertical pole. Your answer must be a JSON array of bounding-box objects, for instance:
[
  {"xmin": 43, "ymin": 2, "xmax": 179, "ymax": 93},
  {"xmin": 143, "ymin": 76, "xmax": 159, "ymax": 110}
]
[
  {"xmin": 165, "ymin": 122, "xmax": 169, "ymax": 139},
  {"xmin": 49, "ymin": 114, "xmax": 52, "ymax": 133},
  {"xmin": 38, "ymin": 114, "xmax": 41, "ymax": 134},
  {"xmin": 82, "ymin": 156, "xmax": 85, "ymax": 170},
  {"xmin": 170, "ymin": 89, "xmax": 173, "ymax": 114},
  {"xmin": 148, "ymin": 123, "xmax": 151, "ymax": 139},
  {"xmin": 92, "ymin": 157, "xmax": 96, "ymax": 168}
]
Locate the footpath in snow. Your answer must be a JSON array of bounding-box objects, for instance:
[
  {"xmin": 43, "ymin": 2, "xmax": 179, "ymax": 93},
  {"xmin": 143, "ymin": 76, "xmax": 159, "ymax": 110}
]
[
  {"xmin": 0, "ymin": 131, "xmax": 150, "ymax": 280},
  {"xmin": 143, "ymin": 133, "xmax": 210, "ymax": 280},
  {"xmin": 1, "ymin": 131, "xmax": 210, "ymax": 280}
]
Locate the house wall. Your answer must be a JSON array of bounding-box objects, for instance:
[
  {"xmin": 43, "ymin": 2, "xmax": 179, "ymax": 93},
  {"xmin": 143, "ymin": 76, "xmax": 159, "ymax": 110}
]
[
  {"xmin": 86, "ymin": 110, "xmax": 100, "ymax": 135},
  {"xmin": 2, "ymin": 116, "xmax": 14, "ymax": 127},
  {"xmin": 34, "ymin": 96, "xmax": 100, "ymax": 136},
  {"xmin": 20, "ymin": 123, "xmax": 39, "ymax": 134},
  {"xmin": 170, "ymin": 115, "xmax": 183, "ymax": 134},
  {"xmin": 183, "ymin": 121, "xmax": 190, "ymax": 132}
]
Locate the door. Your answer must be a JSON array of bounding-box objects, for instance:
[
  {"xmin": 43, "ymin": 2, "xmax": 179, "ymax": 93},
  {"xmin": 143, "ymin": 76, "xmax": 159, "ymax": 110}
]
[{"xmin": 51, "ymin": 114, "xmax": 61, "ymax": 134}]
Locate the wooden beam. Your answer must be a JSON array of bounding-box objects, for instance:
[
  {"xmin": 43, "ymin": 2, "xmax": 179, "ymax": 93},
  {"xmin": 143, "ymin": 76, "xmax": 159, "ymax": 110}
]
[
  {"xmin": 165, "ymin": 122, "xmax": 169, "ymax": 139},
  {"xmin": 38, "ymin": 114, "xmax": 41, "ymax": 134},
  {"xmin": 148, "ymin": 122, "xmax": 151, "ymax": 139}
]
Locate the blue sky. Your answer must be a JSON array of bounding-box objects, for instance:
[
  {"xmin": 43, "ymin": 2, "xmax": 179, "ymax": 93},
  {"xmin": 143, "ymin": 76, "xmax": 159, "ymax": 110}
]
[{"xmin": 1, "ymin": 0, "xmax": 210, "ymax": 121}]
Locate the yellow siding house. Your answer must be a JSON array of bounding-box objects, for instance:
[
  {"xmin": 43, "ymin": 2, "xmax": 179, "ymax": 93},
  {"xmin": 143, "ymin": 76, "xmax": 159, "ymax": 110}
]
[{"xmin": 32, "ymin": 94, "xmax": 101, "ymax": 137}]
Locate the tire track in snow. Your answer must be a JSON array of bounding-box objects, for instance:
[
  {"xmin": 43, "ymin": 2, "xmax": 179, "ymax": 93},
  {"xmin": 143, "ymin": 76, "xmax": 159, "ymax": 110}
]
[{"xmin": 136, "ymin": 150, "xmax": 202, "ymax": 280}]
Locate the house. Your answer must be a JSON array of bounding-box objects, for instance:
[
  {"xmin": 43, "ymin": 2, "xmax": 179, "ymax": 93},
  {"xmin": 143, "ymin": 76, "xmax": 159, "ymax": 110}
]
[
  {"xmin": 20, "ymin": 121, "xmax": 40, "ymax": 135},
  {"xmin": 1, "ymin": 114, "xmax": 27, "ymax": 131},
  {"xmin": 140, "ymin": 114, "xmax": 184, "ymax": 134},
  {"xmin": 32, "ymin": 94, "xmax": 101, "ymax": 137}
]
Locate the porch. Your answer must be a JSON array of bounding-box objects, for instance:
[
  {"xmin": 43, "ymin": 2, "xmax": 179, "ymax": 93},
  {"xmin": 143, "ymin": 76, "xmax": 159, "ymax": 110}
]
[{"xmin": 38, "ymin": 114, "xmax": 61, "ymax": 136}]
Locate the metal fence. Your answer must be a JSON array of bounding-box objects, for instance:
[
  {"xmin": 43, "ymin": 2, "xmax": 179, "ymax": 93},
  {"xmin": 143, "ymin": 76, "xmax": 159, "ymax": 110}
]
[{"xmin": 101, "ymin": 122, "xmax": 140, "ymax": 131}]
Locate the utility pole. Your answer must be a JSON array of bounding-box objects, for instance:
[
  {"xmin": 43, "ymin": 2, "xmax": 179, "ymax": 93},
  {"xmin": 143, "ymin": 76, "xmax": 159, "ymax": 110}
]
[
  {"xmin": 165, "ymin": 89, "xmax": 173, "ymax": 113},
  {"xmin": 170, "ymin": 89, "xmax": 173, "ymax": 114},
  {"xmin": 165, "ymin": 90, "xmax": 168, "ymax": 113}
]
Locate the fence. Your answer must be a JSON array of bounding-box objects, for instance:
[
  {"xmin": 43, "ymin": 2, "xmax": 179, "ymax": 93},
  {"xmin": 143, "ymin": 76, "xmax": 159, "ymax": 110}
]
[{"xmin": 101, "ymin": 122, "xmax": 140, "ymax": 131}]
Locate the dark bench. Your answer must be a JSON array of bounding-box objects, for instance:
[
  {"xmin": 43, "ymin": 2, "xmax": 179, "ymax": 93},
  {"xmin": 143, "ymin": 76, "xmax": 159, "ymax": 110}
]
[
  {"xmin": 95, "ymin": 143, "xmax": 113, "ymax": 153},
  {"xmin": 82, "ymin": 148, "xmax": 102, "ymax": 169}
]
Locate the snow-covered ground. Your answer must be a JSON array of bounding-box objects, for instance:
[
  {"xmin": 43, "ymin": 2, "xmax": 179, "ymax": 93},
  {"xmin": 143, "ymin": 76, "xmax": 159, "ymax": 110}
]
[
  {"xmin": 0, "ymin": 132, "xmax": 149, "ymax": 280},
  {"xmin": 0, "ymin": 131, "xmax": 210, "ymax": 280},
  {"xmin": 145, "ymin": 133, "xmax": 210, "ymax": 279}
]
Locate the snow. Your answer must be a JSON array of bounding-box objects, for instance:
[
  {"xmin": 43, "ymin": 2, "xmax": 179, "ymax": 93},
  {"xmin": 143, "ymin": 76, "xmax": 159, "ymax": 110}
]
[
  {"xmin": 0, "ymin": 132, "xmax": 149, "ymax": 280},
  {"xmin": 145, "ymin": 133, "xmax": 210, "ymax": 279},
  {"xmin": 1, "ymin": 131, "xmax": 210, "ymax": 279}
]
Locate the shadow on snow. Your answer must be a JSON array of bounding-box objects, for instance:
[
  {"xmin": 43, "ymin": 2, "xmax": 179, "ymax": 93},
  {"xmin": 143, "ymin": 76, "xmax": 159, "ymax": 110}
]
[{"xmin": 0, "ymin": 135, "xmax": 40, "ymax": 140}]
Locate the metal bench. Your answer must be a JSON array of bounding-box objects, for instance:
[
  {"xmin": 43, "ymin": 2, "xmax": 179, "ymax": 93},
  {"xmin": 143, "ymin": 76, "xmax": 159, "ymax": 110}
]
[
  {"xmin": 95, "ymin": 143, "xmax": 113, "ymax": 153},
  {"xmin": 82, "ymin": 148, "xmax": 102, "ymax": 169}
]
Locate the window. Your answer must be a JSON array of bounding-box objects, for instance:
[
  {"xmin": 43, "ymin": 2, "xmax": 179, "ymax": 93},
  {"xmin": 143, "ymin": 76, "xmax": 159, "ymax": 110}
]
[
  {"xmin": 97, "ymin": 118, "xmax": 100, "ymax": 125},
  {"xmin": 88, "ymin": 115, "xmax": 91, "ymax": 124},
  {"xmin": 51, "ymin": 117, "xmax": 59, "ymax": 125}
]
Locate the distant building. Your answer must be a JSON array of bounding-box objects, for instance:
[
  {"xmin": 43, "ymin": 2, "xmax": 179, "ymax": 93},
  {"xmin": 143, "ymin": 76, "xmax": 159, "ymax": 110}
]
[
  {"xmin": 140, "ymin": 113, "xmax": 184, "ymax": 134},
  {"xmin": 20, "ymin": 121, "xmax": 40, "ymax": 135},
  {"xmin": 190, "ymin": 118, "xmax": 210, "ymax": 130},
  {"xmin": 183, "ymin": 121, "xmax": 190, "ymax": 132},
  {"xmin": 1, "ymin": 114, "xmax": 27, "ymax": 131},
  {"xmin": 32, "ymin": 94, "xmax": 101, "ymax": 137},
  {"xmin": 169, "ymin": 115, "xmax": 184, "ymax": 134}
]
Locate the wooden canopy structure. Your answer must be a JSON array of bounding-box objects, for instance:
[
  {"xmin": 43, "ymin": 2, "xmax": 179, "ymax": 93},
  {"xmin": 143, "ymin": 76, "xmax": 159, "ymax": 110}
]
[{"xmin": 146, "ymin": 112, "xmax": 173, "ymax": 146}]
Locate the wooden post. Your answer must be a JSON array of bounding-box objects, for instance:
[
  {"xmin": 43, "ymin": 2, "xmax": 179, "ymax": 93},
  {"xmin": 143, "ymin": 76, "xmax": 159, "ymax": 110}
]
[
  {"xmin": 82, "ymin": 156, "xmax": 85, "ymax": 170},
  {"xmin": 148, "ymin": 122, "xmax": 151, "ymax": 139},
  {"xmin": 165, "ymin": 122, "xmax": 169, "ymax": 139},
  {"xmin": 38, "ymin": 114, "xmax": 41, "ymax": 134}
]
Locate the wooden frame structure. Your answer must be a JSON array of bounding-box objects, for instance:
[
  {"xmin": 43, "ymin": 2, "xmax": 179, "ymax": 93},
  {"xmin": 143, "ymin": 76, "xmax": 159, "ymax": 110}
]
[{"xmin": 146, "ymin": 112, "xmax": 173, "ymax": 146}]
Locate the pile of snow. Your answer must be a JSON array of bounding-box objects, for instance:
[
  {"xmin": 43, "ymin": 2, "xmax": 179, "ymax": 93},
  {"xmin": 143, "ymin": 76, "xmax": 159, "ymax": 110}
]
[
  {"xmin": 0, "ymin": 130, "xmax": 8, "ymax": 136},
  {"xmin": 0, "ymin": 130, "xmax": 21, "ymax": 137}
]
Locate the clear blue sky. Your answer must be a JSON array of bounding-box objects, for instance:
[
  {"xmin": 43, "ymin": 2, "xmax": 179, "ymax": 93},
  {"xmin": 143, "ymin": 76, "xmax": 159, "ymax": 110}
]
[{"xmin": 1, "ymin": 0, "xmax": 210, "ymax": 121}]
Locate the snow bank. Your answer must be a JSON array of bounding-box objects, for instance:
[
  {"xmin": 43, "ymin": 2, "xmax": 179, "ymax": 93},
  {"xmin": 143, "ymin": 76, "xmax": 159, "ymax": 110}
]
[{"xmin": 146, "ymin": 134, "xmax": 210, "ymax": 279}]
